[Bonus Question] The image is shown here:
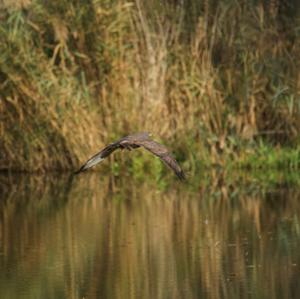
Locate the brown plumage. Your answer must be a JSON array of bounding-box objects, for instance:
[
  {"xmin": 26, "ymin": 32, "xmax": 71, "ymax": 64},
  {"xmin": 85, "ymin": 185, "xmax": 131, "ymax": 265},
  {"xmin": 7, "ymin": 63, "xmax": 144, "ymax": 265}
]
[{"xmin": 75, "ymin": 132, "xmax": 185, "ymax": 180}]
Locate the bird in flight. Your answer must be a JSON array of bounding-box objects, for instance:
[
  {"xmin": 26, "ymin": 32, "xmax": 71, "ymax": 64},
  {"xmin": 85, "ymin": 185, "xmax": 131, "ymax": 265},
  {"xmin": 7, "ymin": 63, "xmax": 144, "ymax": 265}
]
[{"xmin": 75, "ymin": 132, "xmax": 185, "ymax": 180}]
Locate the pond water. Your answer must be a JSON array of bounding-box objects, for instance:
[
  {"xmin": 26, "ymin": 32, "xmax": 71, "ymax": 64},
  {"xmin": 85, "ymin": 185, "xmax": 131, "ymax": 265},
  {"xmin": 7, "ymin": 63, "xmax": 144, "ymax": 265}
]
[{"xmin": 0, "ymin": 172, "xmax": 300, "ymax": 299}]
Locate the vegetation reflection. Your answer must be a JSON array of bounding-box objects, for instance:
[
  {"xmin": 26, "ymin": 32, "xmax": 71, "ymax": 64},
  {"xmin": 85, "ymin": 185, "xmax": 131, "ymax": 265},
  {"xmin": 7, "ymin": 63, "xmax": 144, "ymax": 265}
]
[{"xmin": 0, "ymin": 173, "xmax": 299, "ymax": 298}]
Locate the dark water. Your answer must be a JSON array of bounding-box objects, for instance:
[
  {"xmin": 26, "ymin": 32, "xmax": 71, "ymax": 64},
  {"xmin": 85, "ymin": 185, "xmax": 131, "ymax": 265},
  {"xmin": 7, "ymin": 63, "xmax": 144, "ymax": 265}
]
[{"xmin": 0, "ymin": 173, "xmax": 300, "ymax": 299}]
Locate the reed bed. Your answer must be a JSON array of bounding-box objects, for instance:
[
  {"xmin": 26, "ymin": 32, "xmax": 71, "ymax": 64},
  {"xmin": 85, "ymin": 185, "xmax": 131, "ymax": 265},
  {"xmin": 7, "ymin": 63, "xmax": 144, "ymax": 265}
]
[{"xmin": 0, "ymin": 0, "xmax": 299, "ymax": 173}]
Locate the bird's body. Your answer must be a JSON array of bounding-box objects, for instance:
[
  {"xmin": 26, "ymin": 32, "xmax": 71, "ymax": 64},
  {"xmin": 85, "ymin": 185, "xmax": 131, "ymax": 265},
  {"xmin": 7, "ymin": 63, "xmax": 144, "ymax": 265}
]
[{"xmin": 75, "ymin": 132, "xmax": 185, "ymax": 180}]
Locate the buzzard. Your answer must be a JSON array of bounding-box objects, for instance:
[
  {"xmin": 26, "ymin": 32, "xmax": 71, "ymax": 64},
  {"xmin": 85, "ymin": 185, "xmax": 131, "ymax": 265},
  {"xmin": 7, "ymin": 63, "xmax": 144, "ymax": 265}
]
[{"xmin": 75, "ymin": 132, "xmax": 185, "ymax": 180}]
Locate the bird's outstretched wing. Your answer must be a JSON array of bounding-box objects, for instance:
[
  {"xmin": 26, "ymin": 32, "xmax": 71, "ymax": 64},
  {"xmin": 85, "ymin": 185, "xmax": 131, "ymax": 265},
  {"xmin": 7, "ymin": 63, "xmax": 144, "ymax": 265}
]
[
  {"xmin": 74, "ymin": 142, "xmax": 120, "ymax": 174},
  {"xmin": 75, "ymin": 132, "xmax": 185, "ymax": 180},
  {"xmin": 136, "ymin": 140, "xmax": 186, "ymax": 180}
]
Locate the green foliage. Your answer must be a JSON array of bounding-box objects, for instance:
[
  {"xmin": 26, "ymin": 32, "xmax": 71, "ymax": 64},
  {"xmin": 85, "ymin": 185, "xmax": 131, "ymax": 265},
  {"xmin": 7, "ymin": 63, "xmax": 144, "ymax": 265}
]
[{"xmin": 236, "ymin": 141, "xmax": 300, "ymax": 170}]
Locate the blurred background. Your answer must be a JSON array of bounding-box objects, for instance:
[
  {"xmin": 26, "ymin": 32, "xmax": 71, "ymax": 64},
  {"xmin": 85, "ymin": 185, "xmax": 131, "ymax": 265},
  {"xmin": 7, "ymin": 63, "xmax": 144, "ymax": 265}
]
[{"xmin": 0, "ymin": 0, "xmax": 299, "ymax": 174}]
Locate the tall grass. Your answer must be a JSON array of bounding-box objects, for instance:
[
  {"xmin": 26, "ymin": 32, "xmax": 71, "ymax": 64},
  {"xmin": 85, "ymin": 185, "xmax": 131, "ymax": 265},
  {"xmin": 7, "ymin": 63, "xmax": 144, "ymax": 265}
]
[{"xmin": 0, "ymin": 0, "xmax": 299, "ymax": 172}]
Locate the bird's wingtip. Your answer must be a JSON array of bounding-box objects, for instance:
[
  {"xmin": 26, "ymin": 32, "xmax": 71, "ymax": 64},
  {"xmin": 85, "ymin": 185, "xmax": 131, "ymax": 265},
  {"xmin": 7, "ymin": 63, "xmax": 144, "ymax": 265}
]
[
  {"xmin": 177, "ymin": 170, "xmax": 186, "ymax": 181},
  {"xmin": 74, "ymin": 165, "xmax": 86, "ymax": 175}
]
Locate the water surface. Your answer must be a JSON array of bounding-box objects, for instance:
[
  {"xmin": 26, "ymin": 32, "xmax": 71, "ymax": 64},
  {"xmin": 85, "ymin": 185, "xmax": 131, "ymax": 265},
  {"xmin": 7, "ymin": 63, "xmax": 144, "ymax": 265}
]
[{"xmin": 0, "ymin": 173, "xmax": 300, "ymax": 299}]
